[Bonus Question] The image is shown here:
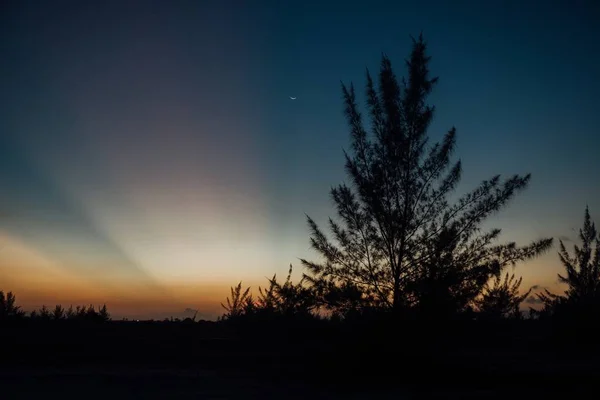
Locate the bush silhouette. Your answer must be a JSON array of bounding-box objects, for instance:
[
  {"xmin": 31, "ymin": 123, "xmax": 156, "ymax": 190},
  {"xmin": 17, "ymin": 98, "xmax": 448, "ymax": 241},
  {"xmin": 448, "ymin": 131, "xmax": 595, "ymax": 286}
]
[
  {"xmin": 0, "ymin": 291, "xmax": 25, "ymax": 322},
  {"xmin": 475, "ymin": 273, "xmax": 531, "ymax": 320},
  {"xmin": 52, "ymin": 304, "xmax": 65, "ymax": 320},
  {"xmin": 257, "ymin": 265, "xmax": 318, "ymax": 317},
  {"xmin": 221, "ymin": 281, "xmax": 253, "ymax": 320},
  {"xmin": 221, "ymin": 265, "xmax": 319, "ymax": 322}
]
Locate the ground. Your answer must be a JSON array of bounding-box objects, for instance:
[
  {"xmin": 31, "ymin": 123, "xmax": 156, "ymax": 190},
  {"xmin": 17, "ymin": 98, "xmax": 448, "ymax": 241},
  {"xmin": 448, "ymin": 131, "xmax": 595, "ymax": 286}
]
[{"xmin": 0, "ymin": 320, "xmax": 596, "ymax": 398}]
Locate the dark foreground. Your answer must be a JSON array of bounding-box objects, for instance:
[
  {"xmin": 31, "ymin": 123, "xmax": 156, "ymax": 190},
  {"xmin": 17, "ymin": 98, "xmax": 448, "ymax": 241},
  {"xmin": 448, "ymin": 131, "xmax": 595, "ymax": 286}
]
[
  {"xmin": 1, "ymin": 366, "xmax": 413, "ymax": 399},
  {"xmin": 1, "ymin": 319, "xmax": 598, "ymax": 399}
]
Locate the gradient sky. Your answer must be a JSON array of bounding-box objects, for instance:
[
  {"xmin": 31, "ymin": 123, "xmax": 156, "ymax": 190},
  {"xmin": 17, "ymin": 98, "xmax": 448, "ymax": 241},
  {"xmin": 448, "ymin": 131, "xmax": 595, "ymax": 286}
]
[{"xmin": 1, "ymin": 0, "xmax": 599, "ymax": 320}]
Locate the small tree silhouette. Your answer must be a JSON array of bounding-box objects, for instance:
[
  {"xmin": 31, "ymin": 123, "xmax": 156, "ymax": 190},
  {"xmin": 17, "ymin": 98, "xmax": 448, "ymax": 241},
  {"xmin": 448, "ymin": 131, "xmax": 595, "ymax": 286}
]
[
  {"xmin": 537, "ymin": 207, "xmax": 600, "ymax": 317},
  {"xmin": 261, "ymin": 265, "xmax": 318, "ymax": 317},
  {"xmin": 221, "ymin": 266, "xmax": 319, "ymax": 320},
  {"xmin": 75, "ymin": 305, "xmax": 86, "ymax": 319},
  {"xmin": 221, "ymin": 282, "xmax": 253, "ymax": 319},
  {"xmin": 0, "ymin": 291, "xmax": 25, "ymax": 321},
  {"xmin": 85, "ymin": 304, "xmax": 96, "ymax": 319},
  {"xmin": 38, "ymin": 305, "xmax": 51, "ymax": 321},
  {"xmin": 475, "ymin": 273, "xmax": 531, "ymax": 319},
  {"xmin": 257, "ymin": 278, "xmax": 277, "ymax": 312},
  {"xmin": 98, "ymin": 304, "xmax": 110, "ymax": 322},
  {"xmin": 66, "ymin": 305, "xmax": 75, "ymax": 319},
  {"xmin": 52, "ymin": 305, "xmax": 65, "ymax": 321}
]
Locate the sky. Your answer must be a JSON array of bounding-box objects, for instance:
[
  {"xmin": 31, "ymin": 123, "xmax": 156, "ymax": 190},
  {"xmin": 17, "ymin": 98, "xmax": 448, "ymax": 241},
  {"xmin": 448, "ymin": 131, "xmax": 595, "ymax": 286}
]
[{"xmin": 1, "ymin": 0, "xmax": 599, "ymax": 320}]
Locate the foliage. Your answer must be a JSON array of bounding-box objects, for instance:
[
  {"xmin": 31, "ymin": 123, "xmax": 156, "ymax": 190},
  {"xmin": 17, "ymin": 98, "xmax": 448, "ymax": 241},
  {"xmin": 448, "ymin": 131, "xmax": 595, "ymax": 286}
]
[
  {"xmin": 537, "ymin": 207, "xmax": 600, "ymax": 318},
  {"xmin": 38, "ymin": 305, "xmax": 51, "ymax": 320},
  {"xmin": 300, "ymin": 34, "xmax": 552, "ymax": 319},
  {"xmin": 258, "ymin": 264, "xmax": 318, "ymax": 316},
  {"xmin": 26, "ymin": 303, "xmax": 111, "ymax": 323},
  {"xmin": 0, "ymin": 291, "xmax": 25, "ymax": 321},
  {"xmin": 221, "ymin": 281, "xmax": 253, "ymax": 319},
  {"xmin": 1, "ymin": 292, "xmax": 110, "ymax": 324},
  {"xmin": 52, "ymin": 304, "xmax": 65, "ymax": 320},
  {"xmin": 221, "ymin": 265, "xmax": 318, "ymax": 320},
  {"xmin": 98, "ymin": 304, "xmax": 110, "ymax": 321},
  {"xmin": 475, "ymin": 273, "xmax": 531, "ymax": 319}
]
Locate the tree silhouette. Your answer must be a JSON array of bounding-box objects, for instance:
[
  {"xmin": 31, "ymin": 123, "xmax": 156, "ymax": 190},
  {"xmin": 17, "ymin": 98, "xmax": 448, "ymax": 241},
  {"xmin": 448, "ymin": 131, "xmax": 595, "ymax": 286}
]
[
  {"xmin": 52, "ymin": 305, "xmax": 65, "ymax": 320},
  {"xmin": 75, "ymin": 305, "xmax": 87, "ymax": 319},
  {"xmin": 98, "ymin": 304, "xmax": 110, "ymax": 322},
  {"xmin": 300, "ymin": 34, "xmax": 552, "ymax": 319},
  {"xmin": 256, "ymin": 277, "xmax": 277, "ymax": 312},
  {"xmin": 538, "ymin": 207, "xmax": 600, "ymax": 316},
  {"xmin": 38, "ymin": 305, "xmax": 51, "ymax": 320},
  {"xmin": 85, "ymin": 304, "xmax": 96, "ymax": 319},
  {"xmin": 221, "ymin": 266, "xmax": 318, "ymax": 321},
  {"xmin": 66, "ymin": 305, "xmax": 75, "ymax": 319},
  {"xmin": 475, "ymin": 273, "xmax": 531, "ymax": 319},
  {"xmin": 257, "ymin": 265, "xmax": 318, "ymax": 317},
  {"xmin": 221, "ymin": 282, "xmax": 253, "ymax": 319},
  {"xmin": 0, "ymin": 291, "xmax": 25, "ymax": 321}
]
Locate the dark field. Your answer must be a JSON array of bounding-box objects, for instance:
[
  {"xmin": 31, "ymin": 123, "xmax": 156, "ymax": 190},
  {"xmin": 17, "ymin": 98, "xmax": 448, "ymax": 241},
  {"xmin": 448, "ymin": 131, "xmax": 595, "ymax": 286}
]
[{"xmin": 1, "ymin": 320, "xmax": 598, "ymax": 399}]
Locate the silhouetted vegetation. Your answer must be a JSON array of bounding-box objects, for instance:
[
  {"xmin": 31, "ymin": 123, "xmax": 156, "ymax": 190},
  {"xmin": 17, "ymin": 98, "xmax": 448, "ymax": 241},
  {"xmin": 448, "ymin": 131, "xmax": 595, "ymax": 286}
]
[
  {"xmin": 296, "ymin": 34, "xmax": 552, "ymax": 321},
  {"xmin": 221, "ymin": 265, "xmax": 319, "ymax": 326},
  {"xmin": 474, "ymin": 273, "xmax": 531, "ymax": 320},
  {"xmin": 0, "ymin": 291, "xmax": 25, "ymax": 321},
  {"xmin": 0, "ymin": 295, "xmax": 111, "ymax": 325},
  {"xmin": 535, "ymin": 207, "xmax": 600, "ymax": 327},
  {"xmin": 221, "ymin": 281, "xmax": 253, "ymax": 319}
]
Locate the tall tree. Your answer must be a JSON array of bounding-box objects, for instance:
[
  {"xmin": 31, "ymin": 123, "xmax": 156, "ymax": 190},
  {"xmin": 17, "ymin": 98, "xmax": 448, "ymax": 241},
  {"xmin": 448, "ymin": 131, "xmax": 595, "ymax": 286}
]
[{"xmin": 300, "ymin": 35, "xmax": 552, "ymax": 318}]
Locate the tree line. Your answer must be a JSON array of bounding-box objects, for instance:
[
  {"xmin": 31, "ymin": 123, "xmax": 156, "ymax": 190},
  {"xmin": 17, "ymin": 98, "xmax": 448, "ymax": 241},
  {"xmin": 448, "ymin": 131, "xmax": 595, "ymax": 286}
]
[{"xmin": 0, "ymin": 291, "xmax": 110, "ymax": 323}]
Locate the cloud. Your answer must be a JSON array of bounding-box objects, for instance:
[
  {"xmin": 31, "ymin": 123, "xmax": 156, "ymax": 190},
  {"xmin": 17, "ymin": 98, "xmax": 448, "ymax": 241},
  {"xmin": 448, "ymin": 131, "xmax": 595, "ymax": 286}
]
[
  {"xmin": 558, "ymin": 235, "xmax": 572, "ymax": 243},
  {"xmin": 184, "ymin": 308, "xmax": 198, "ymax": 313}
]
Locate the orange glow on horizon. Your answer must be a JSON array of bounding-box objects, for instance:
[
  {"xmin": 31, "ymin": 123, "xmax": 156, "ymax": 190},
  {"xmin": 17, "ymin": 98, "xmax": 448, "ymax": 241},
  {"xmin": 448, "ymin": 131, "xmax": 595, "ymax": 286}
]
[
  {"xmin": 0, "ymin": 230, "xmax": 279, "ymax": 320},
  {"xmin": 1, "ymin": 228, "xmax": 568, "ymax": 320}
]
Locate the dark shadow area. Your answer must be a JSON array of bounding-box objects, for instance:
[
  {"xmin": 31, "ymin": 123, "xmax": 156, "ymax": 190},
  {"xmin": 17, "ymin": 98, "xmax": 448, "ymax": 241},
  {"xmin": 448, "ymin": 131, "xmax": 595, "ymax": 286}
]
[{"xmin": 0, "ymin": 313, "xmax": 599, "ymax": 398}]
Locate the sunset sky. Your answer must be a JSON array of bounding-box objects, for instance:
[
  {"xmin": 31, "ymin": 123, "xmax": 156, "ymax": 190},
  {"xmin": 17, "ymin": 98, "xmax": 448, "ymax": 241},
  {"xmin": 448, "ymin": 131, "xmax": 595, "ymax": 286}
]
[{"xmin": 1, "ymin": 0, "xmax": 599, "ymax": 320}]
